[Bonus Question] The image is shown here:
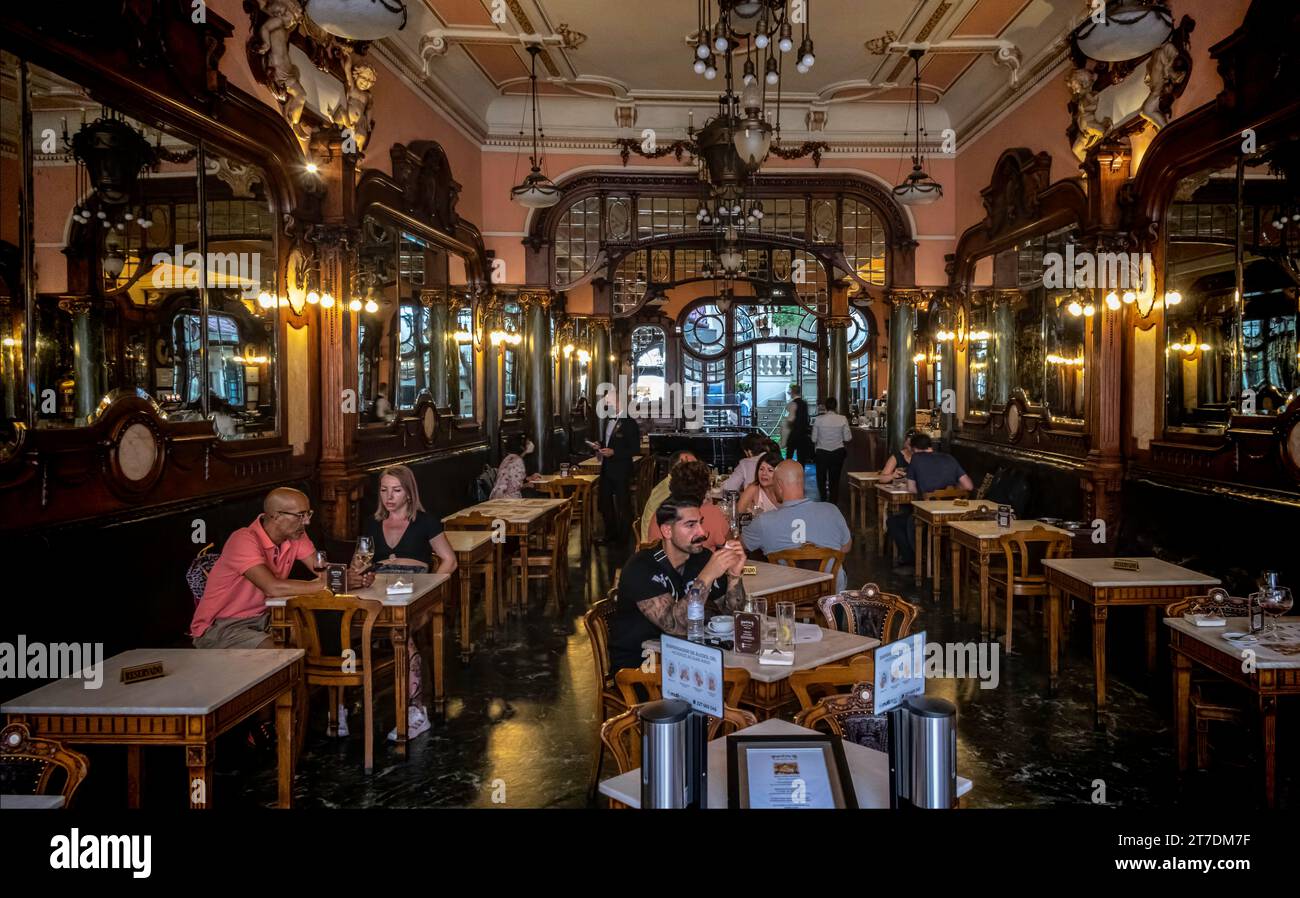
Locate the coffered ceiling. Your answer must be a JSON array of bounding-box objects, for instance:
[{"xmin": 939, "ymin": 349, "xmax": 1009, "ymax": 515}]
[{"xmin": 376, "ymin": 0, "xmax": 1085, "ymax": 152}]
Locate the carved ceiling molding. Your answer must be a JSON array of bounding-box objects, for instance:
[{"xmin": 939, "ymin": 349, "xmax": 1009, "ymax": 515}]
[{"xmin": 884, "ymin": 39, "xmax": 1024, "ymax": 89}]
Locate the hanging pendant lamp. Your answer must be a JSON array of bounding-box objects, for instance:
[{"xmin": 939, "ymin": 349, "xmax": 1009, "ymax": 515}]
[
  {"xmin": 893, "ymin": 49, "xmax": 943, "ymax": 207},
  {"xmin": 510, "ymin": 45, "xmax": 561, "ymax": 209}
]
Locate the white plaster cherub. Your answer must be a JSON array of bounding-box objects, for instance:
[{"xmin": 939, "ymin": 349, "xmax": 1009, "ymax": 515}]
[
  {"xmin": 256, "ymin": 0, "xmax": 312, "ymax": 140},
  {"xmin": 329, "ymin": 60, "xmax": 376, "ymax": 154},
  {"xmin": 1067, "ymin": 66, "xmax": 1112, "ymax": 162},
  {"xmin": 1140, "ymin": 42, "xmax": 1185, "ymax": 131}
]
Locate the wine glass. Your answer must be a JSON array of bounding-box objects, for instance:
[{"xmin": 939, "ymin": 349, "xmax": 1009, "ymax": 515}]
[
  {"xmin": 353, "ymin": 536, "xmax": 374, "ymax": 571},
  {"xmin": 313, "ymin": 550, "xmax": 329, "ymax": 574},
  {"xmin": 1258, "ymin": 587, "xmax": 1294, "ymax": 634}
]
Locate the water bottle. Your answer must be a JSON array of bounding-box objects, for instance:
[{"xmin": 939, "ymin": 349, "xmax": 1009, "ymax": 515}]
[{"xmin": 685, "ymin": 580, "xmax": 707, "ymax": 643}]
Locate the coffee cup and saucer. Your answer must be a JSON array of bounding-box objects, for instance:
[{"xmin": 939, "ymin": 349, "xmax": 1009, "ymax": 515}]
[{"xmin": 706, "ymin": 616, "xmax": 734, "ymax": 637}]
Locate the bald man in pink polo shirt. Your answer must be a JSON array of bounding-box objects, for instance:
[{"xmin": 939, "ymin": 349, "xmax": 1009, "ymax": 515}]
[{"xmin": 192, "ymin": 488, "xmax": 328, "ymax": 649}]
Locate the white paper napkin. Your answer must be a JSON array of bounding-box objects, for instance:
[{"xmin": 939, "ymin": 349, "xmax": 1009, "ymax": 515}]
[
  {"xmin": 794, "ymin": 622, "xmax": 824, "ymax": 643},
  {"xmin": 386, "ymin": 578, "xmax": 414, "ymax": 595}
]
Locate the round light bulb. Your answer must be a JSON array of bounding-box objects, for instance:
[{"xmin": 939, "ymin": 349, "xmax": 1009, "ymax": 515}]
[
  {"xmin": 320, "ymin": 294, "xmax": 335, "ymax": 309},
  {"xmin": 349, "ymin": 299, "xmax": 362, "ymax": 312},
  {"xmin": 766, "ymin": 70, "xmax": 779, "ymax": 85},
  {"xmin": 696, "ymin": 43, "xmax": 710, "ymax": 60},
  {"xmin": 714, "ymin": 35, "xmax": 728, "ymax": 52},
  {"xmin": 306, "ymin": 290, "xmax": 320, "ymax": 305},
  {"xmin": 1199, "ymin": 343, "xmax": 1211, "ymax": 352},
  {"xmin": 1122, "ymin": 291, "xmax": 1136, "ymax": 304},
  {"xmin": 694, "ymin": 59, "xmax": 707, "ymax": 74},
  {"xmin": 1165, "ymin": 291, "xmax": 1182, "ymax": 306},
  {"xmin": 1083, "ymin": 303, "xmax": 1096, "ymax": 317},
  {"xmin": 802, "ymin": 53, "xmax": 815, "ymax": 68},
  {"xmin": 1105, "ymin": 291, "xmax": 1120, "ymax": 310},
  {"xmin": 258, "ymin": 291, "xmax": 275, "ymax": 309},
  {"xmin": 756, "ymin": 33, "xmax": 770, "ymax": 49},
  {"xmin": 796, "ymin": 62, "xmax": 809, "ymax": 74},
  {"xmin": 364, "ymin": 299, "xmax": 379, "ymax": 314},
  {"xmin": 779, "ymin": 36, "xmax": 794, "ymax": 52},
  {"xmin": 305, "ymin": 162, "xmax": 319, "ymax": 174},
  {"xmin": 1067, "ymin": 301, "xmax": 1083, "ymax": 317},
  {"xmin": 705, "ymin": 66, "xmax": 717, "ymax": 80}
]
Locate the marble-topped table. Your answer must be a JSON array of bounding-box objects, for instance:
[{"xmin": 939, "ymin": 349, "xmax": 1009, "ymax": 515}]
[
  {"xmin": 875, "ymin": 481, "xmax": 912, "ymax": 558},
  {"xmin": 949, "ymin": 519, "xmax": 1072, "ymax": 637}
]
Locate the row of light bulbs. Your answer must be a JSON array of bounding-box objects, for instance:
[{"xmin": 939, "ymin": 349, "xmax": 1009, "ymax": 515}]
[
  {"xmin": 1169, "ymin": 341, "xmax": 1212, "ymax": 354},
  {"xmin": 256, "ymin": 291, "xmax": 381, "ymax": 314},
  {"xmin": 1045, "ymin": 354, "xmax": 1084, "ymax": 366}
]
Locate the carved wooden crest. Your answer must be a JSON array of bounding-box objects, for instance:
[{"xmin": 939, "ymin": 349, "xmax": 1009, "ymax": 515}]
[
  {"xmin": 980, "ymin": 149, "xmax": 1052, "ymax": 237},
  {"xmin": 390, "ymin": 142, "xmax": 462, "ymax": 233}
]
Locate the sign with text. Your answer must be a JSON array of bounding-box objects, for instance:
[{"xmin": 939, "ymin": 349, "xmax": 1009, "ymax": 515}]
[
  {"xmin": 874, "ymin": 630, "xmax": 927, "ymax": 713},
  {"xmin": 661, "ymin": 634, "xmax": 724, "ymax": 718},
  {"xmin": 733, "ymin": 612, "xmax": 761, "ymax": 655}
]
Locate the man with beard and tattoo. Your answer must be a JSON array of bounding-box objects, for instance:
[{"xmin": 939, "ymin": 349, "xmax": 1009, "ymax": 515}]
[{"xmin": 608, "ymin": 495, "xmax": 749, "ymax": 673}]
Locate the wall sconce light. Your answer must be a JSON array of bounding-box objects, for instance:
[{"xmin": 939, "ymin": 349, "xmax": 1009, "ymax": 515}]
[
  {"xmin": 349, "ymin": 298, "xmax": 363, "ymax": 312},
  {"xmin": 320, "ymin": 293, "xmax": 336, "ymax": 309},
  {"xmin": 1164, "ymin": 290, "xmax": 1182, "ymax": 306},
  {"xmin": 912, "ymin": 352, "xmax": 926, "ymax": 364},
  {"xmin": 1083, "ymin": 303, "xmax": 1096, "ymax": 317},
  {"xmin": 454, "ymin": 330, "xmax": 473, "ymax": 344},
  {"xmin": 1067, "ymin": 300, "xmax": 1084, "ymax": 317},
  {"xmin": 1105, "ymin": 291, "xmax": 1121, "ymax": 310},
  {"xmin": 307, "ymin": 290, "xmax": 320, "ymax": 305},
  {"xmin": 576, "ymin": 349, "xmax": 592, "ymax": 364},
  {"xmin": 257, "ymin": 291, "xmax": 276, "ymax": 309},
  {"xmin": 968, "ymin": 330, "xmax": 992, "ymax": 341},
  {"xmin": 563, "ymin": 343, "xmax": 575, "ymax": 357}
]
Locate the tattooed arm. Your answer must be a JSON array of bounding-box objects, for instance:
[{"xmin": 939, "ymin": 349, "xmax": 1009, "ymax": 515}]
[
  {"xmin": 714, "ymin": 574, "xmax": 748, "ymax": 613},
  {"xmin": 635, "ymin": 592, "xmax": 688, "ymax": 636}
]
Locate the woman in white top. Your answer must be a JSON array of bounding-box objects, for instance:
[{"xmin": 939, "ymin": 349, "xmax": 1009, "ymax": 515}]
[
  {"xmin": 811, "ymin": 396, "xmax": 854, "ymax": 504},
  {"xmin": 738, "ymin": 451, "xmax": 784, "ymax": 516},
  {"xmin": 721, "ymin": 433, "xmax": 773, "ymax": 491}
]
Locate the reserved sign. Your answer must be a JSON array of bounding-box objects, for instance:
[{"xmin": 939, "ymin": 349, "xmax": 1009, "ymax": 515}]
[{"xmin": 120, "ymin": 661, "xmax": 165, "ymax": 685}]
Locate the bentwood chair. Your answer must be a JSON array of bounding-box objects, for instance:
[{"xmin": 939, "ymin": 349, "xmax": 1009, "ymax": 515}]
[
  {"xmin": 598, "ymin": 704, "xmax": 758, "ymax": 807},
  {"xmin": 615, "ymin": 662, "xmax": 750, "ymax": 709},
  {"xmin": 583, "ymin": 593, "xmax": 626, "ymax": 803},
  {"xmin": 0, "ymin": 723, "xmax": 90, "ymax": 808},
  {"xmin": 509, "ymin": 499, "xmax": 572, "ymax": 607},
  {"xmin": 923, "ymin": 486, "xmax": 970, "ymax": 501},
  {"xmin": 766, "ymin": 545, "xmax": 847, "ymax": 620},
  {"xmin": 536, "ymin": 476, "xmax": 596, "ymax": 549},
  {"xmin": 1165, "ymin": 596, "xmax": 1251, "ymax": 770},
  {"xmin": 989, "ymin": 527, "xmax": 1073, "ymax": 655},
  {"xmin": 634, "ymin": 515, "xmax": 660, "ymax": 552},
  {"xmin": 285, "ymin": 589, "xmax": 393, "ymax": 772}
]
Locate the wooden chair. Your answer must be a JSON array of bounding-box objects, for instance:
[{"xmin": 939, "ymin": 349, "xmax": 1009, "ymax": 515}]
[
  {"xmin": 583, "ymin": 593, "xmax": 626, "ymax": 802},
  {"xmin": 635, "ymin": 515, "xmax": 660, "ymax": 552},
  {"xmin": 285, "ymin": 589, "xmax": 394, "ymax": 772},
  {"xmin": 537, "ymin": 477, "xmax": 596, "ymax": 549},
  {"xmin": 615, "ymin": 662, "xmax": 750, "ymax": 709},
  {"xmin": 794, "ymin": 683, "xmax": 888, "ymax": 753},
  {"xmin": 923, "ymin": 485, "xmax": 969, "ymax": 501},
  {"xmin": 790, "ymin": 653, "xmax": 873, "ymax": 712},
  {"xmin": 974, "ymin": 473, "xmax": 993, "ymax": 500},
  {"xmin": 766, "ymin": 544, "xmax": 847, "ymax": 619},
  {"xmin": 989, "ymin": 527, "xmax": 1072, "ymax": 655},
  {"xmin": 510, "ymin": 499, "xmax": 572, "ymax": 606},
  {"xmin": 0, "ymin": 722, "xmax": 90, "ymax": 808},
  {"xmin": 1166, "ymin": 595, "xmax": 1250, "ymax": 770},
  {"xmin": 446, "ymin": 511, "xmax": 507, "ymax": 622},
  {"xmin": 816, "ymin": 582, "xmax": 918, "ymax": 643},
  {"xmin": 632, "ymin": 455, "xmax": 656, "ymax": 519},
  {"xmin": 598, "ymin": 703, "xmax": 758, "ymax": 806}
]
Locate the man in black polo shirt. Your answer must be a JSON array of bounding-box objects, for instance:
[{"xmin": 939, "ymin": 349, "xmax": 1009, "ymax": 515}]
[
  {"xmin": 609, "ymin": 496, "xmax": 749, "ymax": 673},
  {"xmin": 885, "ymin": 433, "xmax": 974, "ymax": 567}
]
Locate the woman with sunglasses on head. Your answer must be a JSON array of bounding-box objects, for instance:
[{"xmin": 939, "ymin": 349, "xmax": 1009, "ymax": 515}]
[
  {"xmin": 738, "ymin": 450, "xmax": 785, "ymax": 516},
  {"xmin": 358, "ymin": 464, "xmax": 457, "ymax": 741}
]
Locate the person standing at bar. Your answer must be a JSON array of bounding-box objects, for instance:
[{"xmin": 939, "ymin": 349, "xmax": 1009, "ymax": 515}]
[
  {"xmin": 811, "ymin": 396, "xmax": 853, "ymax": 504},
  {"xmin": 592, "ymin": 389, "xmax": 640, "ymax": 545},
  {"xmin": 780, "ymin": 384, "xmax": 814, "ymax": 465}
]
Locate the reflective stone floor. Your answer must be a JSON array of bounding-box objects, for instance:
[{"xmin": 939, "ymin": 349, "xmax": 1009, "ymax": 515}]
[{"xmin": 74, "ymin": 476, "xmax": 1296, "ymax": 810}]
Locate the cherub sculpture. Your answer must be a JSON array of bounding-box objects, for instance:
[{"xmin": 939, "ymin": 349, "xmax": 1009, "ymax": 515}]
[
  {"xmin": 1140, "ymin": 42, "xmax": 1185, "ymax": 131},
  {"xmin": 330, "ymin": 60, "xmax": 376, "ymax": 154},
  {"xmin": 1067, "ymin": 66, "xmax": 1111, "ymax": 162},
  {"xmin": 257, "ymin": 0, "xmax": 312, "ymax": 140}
]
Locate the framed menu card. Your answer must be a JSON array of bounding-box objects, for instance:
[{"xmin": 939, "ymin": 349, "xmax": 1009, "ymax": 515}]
[
  {"xmin": 726, "ymin": 734, "xmax": 857, "ymax": 809},
  {"xmin": 733, "ymin": 612, "xmax": 761, "ymax": 654}
]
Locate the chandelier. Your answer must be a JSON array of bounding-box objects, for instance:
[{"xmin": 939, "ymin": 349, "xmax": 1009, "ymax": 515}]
[
  {"xmin": 892, "ymin": 49, "xmax": 943, "ymax": 207},
  {"xmin": 305, "ymin": 0, "xmax": 408, "ymax": 41},
  {"xmin": 510, "ymin": 45, "xmax": 561, "ymax": 209}
]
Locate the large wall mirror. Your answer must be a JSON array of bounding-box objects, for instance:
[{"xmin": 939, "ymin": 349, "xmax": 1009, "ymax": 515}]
[
  {"xmin": 10, "ymin": 54, "xmax": 280, "ymax": 440},
  {"xmin": 1164, "ymin": 153, "xmax": 1300, "ymax": 432},
  {"xmin": 967, "ymin": 295, "xmax": 992, "ymax": 416},
  {"xmin": 1018, "ymin": 225, "xmax": 1087, "ymax": 423}
]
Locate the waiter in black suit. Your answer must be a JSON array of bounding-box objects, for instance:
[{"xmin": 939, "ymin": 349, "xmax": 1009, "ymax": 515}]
[{"xmin": 590, "ymin": 390, "xmax": 641, "ymax": 545}]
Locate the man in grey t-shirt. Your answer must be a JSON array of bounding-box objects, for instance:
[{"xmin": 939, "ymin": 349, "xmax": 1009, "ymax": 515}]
[
  {"xmin": 741, "ymin": 460, "xmax": 852, "ymax": 590},
  {"xmin": 886, "ymin": 433, "xmax": 973, "ymax": 566}
]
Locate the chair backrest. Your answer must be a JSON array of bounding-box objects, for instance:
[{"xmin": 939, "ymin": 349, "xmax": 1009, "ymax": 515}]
[
  {"xmin": 794, "ymin": 682, "xmax": 888, "ymax": 753},
  {"xmin": 616, "ymin": 662, "xmax": 750, "ymax": 709},
  {"xmin": 974, "ymin": 472, "xmax": 994, "ymax": 500},
  {"xmin": 816, "ymin": 583, "xmax": 917, "ymax": 642},
  {"xmin": 790, "ymin": 653, "xmax": 872, "ymax": 711},
  {"xmin": 924, "ymin": 485, "xmax": 969, "ymax": 501},
  {"xmin": 956, "ymin": 503, "xmax": 998, "ymax": 522},
  {"xmin": 186, "ymin": 542, "xmax": 219, "ymax": 606},
  {"xmin": 998, "ymin": 526, "xmax": 1072, "ymax": 581},
  {"xmin": 0, "ymin": 722, "xmax": 90, "ymax": 806},
  {"xmin": 636, "ymin": 514, "xmax": 661, "ymax": 552},
  {"xmin": 285, "ymin": 589, "xmax": 384, "ymax": 683},
  {"xmin": 600, "ymin": 703, "xmax": 758, "ymax": 778},
  {"xmin": 767, "ymin": 544, "xmax": 846, "ymax": 583},
  {"xmin": 583, "ymin": 594, "xmax": 617, "ymax": 694},
  {"xmin": 1165, "ymin": 590, "xmax": 1246, "ymax": 618}
]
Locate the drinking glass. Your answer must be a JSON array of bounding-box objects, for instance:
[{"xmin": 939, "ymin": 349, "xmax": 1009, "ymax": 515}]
[
  {"xmin": 777, "ymin": 602, "xmax": 796, "ymax": 652},
  {"xmin": 313, "ymin": 550, "xmax": 329, "ymax": 574},
  {"xmin": 353, "ymin": 536, "xmax": 374, "ymax": 571},
  {"xmin": 1258, "ymin": 587, "xmax": 1294, "ymax": 633}
]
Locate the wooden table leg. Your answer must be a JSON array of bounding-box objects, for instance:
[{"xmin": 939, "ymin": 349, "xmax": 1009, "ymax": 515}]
[
  {"xmin": 931, "ymin": 523, "xmax": 942, "ymax": 599},
  {"xmin": 126, "ymin": 745, "xmax": 143, "ymax": 809},
  {"xmin": 1260, "ymin": 695, "xmax": 1277, "ymax": 808},
  {"xmin": 431, "ymin": 605, "xmax": 446, "ymax": 721},
  {"xmin": 459, "ymin": 566, "xmax": 472, "ymax": 664},
  {"xmin": 484, "ymin": 560, "xmax": 497, "ymax": 643},
  {"xmin": 392, "ymin": 626, "xmax": 409, "ymax": 756},
  {"xmin": 518, "ymin": 533, "xmax": 531, "ymax": 610},
  {"xmin": 951, "ymin": 540, "xmax": 963, "ymax": 612},
  {"xmin": 877, "ymin": 494, "xmax": 887, "ymax": 555},
  {"xmin": 1091, "ymin": 604, "xmax": 1108, "ymax": 714},
  {"xmin": 1048, "ymin": 586, "xmax": 1060, "ymax": 692},
  {"xmin": 1145, "ymin": 605, "xmax": 1158, "ymax": 673},
  {"xmin": 914, "ymin": 517, "xmax": 924, "ymax": 586},
  {"xmin": 978, "ymin": 553, "xmax": 990, "ymax": 639},
  {"xmin": 494, "ymin": 542, "xmax": 506, "ymax": 624},
  {"xmin": 1172, "ymin": 650, "xmax": 1192, "ymax": 772},
  {"xmin": 186, "ymin": 742, "xmax": 213, "ymax": 809},
  {"xmin": 275, "ymin": 685, "xmax": 295, "ymax": 808}
]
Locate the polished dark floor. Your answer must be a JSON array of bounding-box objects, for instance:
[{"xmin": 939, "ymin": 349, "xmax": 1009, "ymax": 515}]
[{"xmin": 76, "ymin": 473, "xmax": 1296, "ymax": 809}]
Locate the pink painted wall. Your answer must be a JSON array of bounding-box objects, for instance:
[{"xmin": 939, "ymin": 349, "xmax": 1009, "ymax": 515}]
[{"xmin": 1177, "ymin": 0, "xmax": 1253, "ymax": 114}]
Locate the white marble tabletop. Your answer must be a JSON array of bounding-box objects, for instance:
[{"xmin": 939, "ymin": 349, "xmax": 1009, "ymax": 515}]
[
  {"xmin": 1164, "ymin": 618, "xmax": 1300, "ymax": 669},
  {"xmin": 530, "ymin": 472, "xmax": 598, "ymax": 484},
  {"xmin": 746, "ymin": 560, "xmax": 834, "ymax": 598},
  {"xmin": 443, "ymin": 497, "xmax": 566, "ymax": 525},
  {"xmin": 1043, "ymin": 557, "xmax": 1220, "ymax": 589},
  {"xmin": 846, "ymin": 471, "xmax": 882, "ymax": 483},
  {"xmin": 0, "ymin": 794, "xmax": 66, "ymax": 809},
  {"xmin": 876, "ymin": 481, "xmax": 913, "ymax": 496},
  {"xmin": 268, "ymin": 572, "xmax": 450, "ymax": 608},
  {"xmin": 599, "ymin": 717, "xmax": 971, "ymax": 808},
  {"xmin": 912, "ymin": 499, "xmax": 984, "ymax": 517},
  {"xmin": 444, "ymin": 530, "xmax": 494, "ymax": 553},
  {"xmin": 1, "ymin": 648, "xmax": 303, "ymax": 717},
  {"xmin": 643, "ymin": 626, "xmax": 876, "ymax": 685},
  {"xmin": 948, "ymin": 519, "xmax": 1071, "ymax": 541}
]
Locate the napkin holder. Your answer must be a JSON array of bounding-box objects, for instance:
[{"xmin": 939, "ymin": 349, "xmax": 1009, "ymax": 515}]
[
  {"xmin": 386, "ymin": 578, "xmax": 414, "ymax": 596},
  {"xmin": 758, "ymin": 648, "xmax": 794, "ymax": 666}
]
